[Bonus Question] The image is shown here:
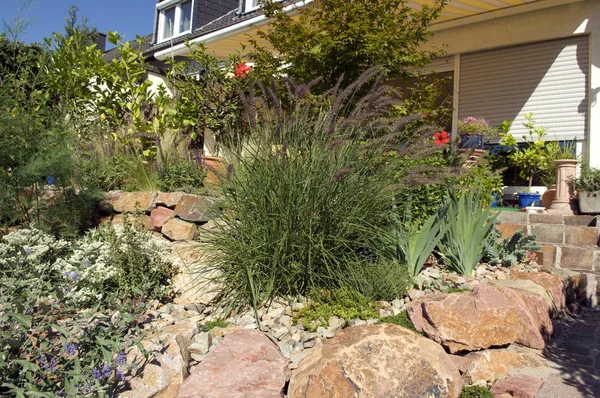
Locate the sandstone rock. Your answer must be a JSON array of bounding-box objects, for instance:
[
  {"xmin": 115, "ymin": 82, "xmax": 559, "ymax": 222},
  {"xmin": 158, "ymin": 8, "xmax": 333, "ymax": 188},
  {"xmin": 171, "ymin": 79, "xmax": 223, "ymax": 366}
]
[
  {"xmin": 110, "ymin": 191, "xmax": 157, "ymax": 213},
  {"xmin": 463, "ymin": 349, "xmax": 547, "ymax": 384},
  {"xmin": 407, "ymin": 285, "xmax": 552, "ymax": 353},
  {"xmin": 287, "ymin": 324, "xmax": 462, "ymax": 398},
  {"xmin": 488, "ymin": 279, "xmax": 555, "ymax": 309},
  {"xmin": 511, "ymin": 271, "xmax": 566, "ymax": 311},
  {"xmin": 177, "ymin": 330, "xmax": 289, "ymax": 398},
  {"xmin": 174, "ymin": 194, "xmax": 217, "ymax": 223},
  {"xmin": 490, "ymin": 375, "xmax": 544, "ymax": 398},
  {"xmin": 156, "ymin": 192, "xmax": 185, "ymax": 208},
  {"xmin": 112, "ymin": 213, "xmax": 152, "ymax": 230},
  {"xmin": 122, "ymin": 322, "xmax": 197, "ymax": 398},
  {"xmin": 151, "ymin": 206, "xmax": 175, "ymax": 232},
  {"xmin": 162, "ymin": 218, "xmax": 198, "ymax": 241}
]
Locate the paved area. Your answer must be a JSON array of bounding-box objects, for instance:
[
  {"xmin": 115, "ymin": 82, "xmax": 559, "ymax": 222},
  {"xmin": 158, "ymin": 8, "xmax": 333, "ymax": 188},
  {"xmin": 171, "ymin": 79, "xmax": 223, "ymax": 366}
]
[{"xmin": 535, "ymin": 308, "xmax": 600, "ymax": 397}]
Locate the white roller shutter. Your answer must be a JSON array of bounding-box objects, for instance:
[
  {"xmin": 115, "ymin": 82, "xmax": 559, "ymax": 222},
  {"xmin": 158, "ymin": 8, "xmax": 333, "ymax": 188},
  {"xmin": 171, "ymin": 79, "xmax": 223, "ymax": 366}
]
[{"xmin": 458, "ymin": 36, "xmax": 589, "ymax": 141}]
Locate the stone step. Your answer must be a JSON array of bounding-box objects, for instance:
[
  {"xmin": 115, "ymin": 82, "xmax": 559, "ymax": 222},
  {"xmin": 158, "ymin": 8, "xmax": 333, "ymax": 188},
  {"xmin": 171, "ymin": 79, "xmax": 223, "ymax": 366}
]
[
  {"xmin": 496, "ymin": 222, "xmax": 600, "ymax": 247},
  {"xmin": 495, "ymin": 211, "xmax": 597, "ymax": 227},
  {"xmin": 535, "ymin": 243, "xmax": 600, "ymax": 271}
]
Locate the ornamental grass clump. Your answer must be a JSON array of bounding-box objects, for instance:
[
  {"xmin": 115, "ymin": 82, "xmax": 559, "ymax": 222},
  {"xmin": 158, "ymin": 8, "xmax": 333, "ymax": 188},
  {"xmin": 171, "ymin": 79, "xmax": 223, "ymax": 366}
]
[{"xmin": 200, "ymin": 67, "xmax": 455, "ymax": 312}]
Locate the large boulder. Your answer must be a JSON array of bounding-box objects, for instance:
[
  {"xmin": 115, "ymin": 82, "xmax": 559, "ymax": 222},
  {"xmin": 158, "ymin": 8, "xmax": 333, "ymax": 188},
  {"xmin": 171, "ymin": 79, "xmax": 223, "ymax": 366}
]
[
  {"xmin": 407, "ymin": 285, "xmax": 553, "ymax": 353},
  {"xmin": 177, "ymin": 329, "xmax": 289, "ymax": 398},
  {"xmin": 151, "ymin": 206, "xmax": 175, "ymax": 232},
  {"xmin": 121, "ymin": 322, "xmax": 198, "ymax": 398},
  {"xmin": 287, "ymin": 323, "xmax": 462, "ymax": 398},
  {"xmin": 462, "ymin": 348, "xmax": 547, "ymax": 385}
]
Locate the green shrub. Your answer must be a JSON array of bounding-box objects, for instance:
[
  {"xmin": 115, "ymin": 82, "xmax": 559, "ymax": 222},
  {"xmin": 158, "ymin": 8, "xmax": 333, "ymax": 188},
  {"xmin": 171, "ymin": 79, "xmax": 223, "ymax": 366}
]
[
  {"xmin": 438, "ymin": 190, "xmax": 498, "ymax": 276},
  {"xmin": 460, "ymin": 385, "xmax": 493, "ymax": 398},
  {"xmin": 377, "ymin": 311, "xmax": 421, "ymax": 334},
  {"xmin": 294, "ymin": 288, "xmax": 380, "ymax": 330},
  {"xmin": 159, "ymin": 160, "xmax": 207, "ymax": 194},
  {"xmin": 483, "ymin": 229, "xmax": 541, "ymax": 267},
  {"xmin": 0, "ymin": 226, "xmax": 172, "ymax": 396},
  {"xmin": 202, "ymin": 69, "xmax": 448, "ymax": 312},
  {"xmin": 573, "ymin": 165, "xmax": 600, "ymax": 192}
]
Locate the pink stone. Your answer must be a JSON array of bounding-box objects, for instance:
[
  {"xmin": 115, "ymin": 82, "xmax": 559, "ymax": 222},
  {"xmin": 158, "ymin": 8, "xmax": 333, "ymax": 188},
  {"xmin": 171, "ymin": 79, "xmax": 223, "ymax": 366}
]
[
  {"xmin": 490, "ymin": 375, "xmax": 544, "ymax": 398},
  {"xmin": 408, "ymin": 285, "xmax": 552, "ymax": 353},
  {"xmin": 150, "ymin": 206, "xmax": 174, "ymax": 232},
  {"xmin": 177, "ymin": 330, "xmax": 289, "ymax": 398}
]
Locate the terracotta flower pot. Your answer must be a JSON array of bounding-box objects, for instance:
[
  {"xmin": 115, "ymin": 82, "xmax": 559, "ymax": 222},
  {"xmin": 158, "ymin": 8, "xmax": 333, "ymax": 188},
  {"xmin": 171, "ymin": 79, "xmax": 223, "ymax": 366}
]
[
  {"xmin": 549, "ymin": 159, "xmax": 577, "ymax": 214},
  {"xmin": 202, "ymin": 156, "xmax": 226, "ymax": 187}
]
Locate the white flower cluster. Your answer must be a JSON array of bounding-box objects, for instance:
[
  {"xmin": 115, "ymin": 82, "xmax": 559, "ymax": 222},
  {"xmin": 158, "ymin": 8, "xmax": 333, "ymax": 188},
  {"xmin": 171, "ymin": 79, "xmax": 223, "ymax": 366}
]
[
  {"xmin": 0, "ymin": 225, "xmax": 171, "ymax": 305},
  {"xmin": 0, "ymin": 228, "xmax": 68, "ymax": 273}
]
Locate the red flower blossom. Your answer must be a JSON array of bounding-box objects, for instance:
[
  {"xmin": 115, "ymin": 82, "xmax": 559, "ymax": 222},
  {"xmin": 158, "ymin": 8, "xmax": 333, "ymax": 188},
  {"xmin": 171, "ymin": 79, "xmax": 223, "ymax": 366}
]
[
  {"xmin": 235, "ymin": 62, "xmax": 253, "ymax": 78},
  {"xmin": 433, "ymin": 130, "xmax": 450, "ymax": 146}
]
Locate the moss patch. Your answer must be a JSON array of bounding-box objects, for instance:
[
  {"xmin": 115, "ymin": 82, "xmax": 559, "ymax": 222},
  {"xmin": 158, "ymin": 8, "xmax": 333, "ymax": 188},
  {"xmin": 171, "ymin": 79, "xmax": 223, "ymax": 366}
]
[{"xmin": 460, "ymin": 385, "xmax": 493, "ymax": 398}]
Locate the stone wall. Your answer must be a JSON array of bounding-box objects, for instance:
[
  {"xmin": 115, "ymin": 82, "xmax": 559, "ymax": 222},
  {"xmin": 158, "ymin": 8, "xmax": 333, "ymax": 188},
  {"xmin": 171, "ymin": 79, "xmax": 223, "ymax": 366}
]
[{"xmin": 100, "ymin": 191, "xmax": 218, "ymax": 241}]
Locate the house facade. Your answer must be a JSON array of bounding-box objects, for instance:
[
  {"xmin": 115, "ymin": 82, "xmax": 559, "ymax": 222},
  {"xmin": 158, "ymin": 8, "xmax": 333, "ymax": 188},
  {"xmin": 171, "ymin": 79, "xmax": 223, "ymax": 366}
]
[{"xmin": 143, "ymin": 0, "xmax": 600, "ymax": 168}]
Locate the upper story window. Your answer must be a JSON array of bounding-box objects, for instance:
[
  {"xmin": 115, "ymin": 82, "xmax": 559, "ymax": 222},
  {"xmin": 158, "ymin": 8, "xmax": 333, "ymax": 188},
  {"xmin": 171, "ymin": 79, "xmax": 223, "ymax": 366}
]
[
  {"xmin": 245, "ymin": 0, "xmax": 260, "ymax": 12},
  {"xmin": 157, "ymin": 0, "xmax": 193, "ymax": 43}
]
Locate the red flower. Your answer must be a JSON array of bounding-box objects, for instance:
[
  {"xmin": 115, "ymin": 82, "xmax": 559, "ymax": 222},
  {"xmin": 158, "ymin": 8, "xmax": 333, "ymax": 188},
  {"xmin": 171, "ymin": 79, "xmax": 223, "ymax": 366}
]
[
  {"xmin": 235, "ymin": 62, "xmax": 253, "ymax": 78},
  {"xmin": 433, "ymin": 130, "xmax": 450, "ymax": 146}
]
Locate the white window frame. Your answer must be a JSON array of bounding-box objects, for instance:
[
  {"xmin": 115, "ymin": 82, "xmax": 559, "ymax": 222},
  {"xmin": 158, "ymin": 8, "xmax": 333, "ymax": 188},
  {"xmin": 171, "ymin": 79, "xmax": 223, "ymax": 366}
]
[
  {"xmin": 157, "ymin": 0, "xmax": 194, "ymax": 43},
  {"xmin": 245, "ymin": 0, "xmax": 260, "ymax": 12}
]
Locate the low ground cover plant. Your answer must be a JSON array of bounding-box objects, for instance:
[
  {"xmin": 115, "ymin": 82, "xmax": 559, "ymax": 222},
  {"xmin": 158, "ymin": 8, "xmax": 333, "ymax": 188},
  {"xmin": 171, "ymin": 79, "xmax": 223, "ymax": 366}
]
[
  {"xmin": 483, "ymin": 229, "xmax": 540, "ymax": 267},
  {"xmin": 293, "ymin": 288, "xmax": 380, "ymax": 331},
  {"xmin": 0, "ymin": 224, "xmax": 173, "ymax": 396}
]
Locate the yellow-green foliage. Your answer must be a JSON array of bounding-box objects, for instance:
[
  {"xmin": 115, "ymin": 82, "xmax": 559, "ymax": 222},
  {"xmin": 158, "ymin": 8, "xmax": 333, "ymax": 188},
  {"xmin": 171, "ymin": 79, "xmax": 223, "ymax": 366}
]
[{"xmin": 293, "ymin": 288, "xmax": 379, "ymax": 331}]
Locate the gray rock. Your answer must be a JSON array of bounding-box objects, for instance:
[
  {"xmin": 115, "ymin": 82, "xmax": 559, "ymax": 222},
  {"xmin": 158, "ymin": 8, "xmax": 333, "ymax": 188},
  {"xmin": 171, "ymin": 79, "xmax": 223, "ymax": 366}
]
[
  {"xmin": 278, "ymin": 341, "xmax": 293, "ymax": 359},
  {"xmin": 271, "ymin": 326, "xmax": 288, "ymax": 340},
  {"xmin": 348, "ymin": 319, "xmax": 367, "ymax": 327},
  {"xmin": 391, "ymin": 299, "xmax": 404, "ymax": 309},
  {"xmin": 277, "ymin": 314, "xmax": 293, "ymax": 328},
  {"xmin": 303, "ymin": 340, "xmax": 317, "ymax": 349},
  {"xmin": 192, "ymin": 332, "xmax": 211, "ymax": 355}
]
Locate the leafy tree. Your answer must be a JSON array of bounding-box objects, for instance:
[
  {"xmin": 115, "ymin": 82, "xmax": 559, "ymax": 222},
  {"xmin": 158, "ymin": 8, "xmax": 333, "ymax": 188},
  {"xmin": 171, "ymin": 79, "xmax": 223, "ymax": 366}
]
[
  {"xmin": 63, "ymin": 4, "xmax": 99, "ymax": 45},
  {"xmin": 250, "ymin": 0, "xmax": 446, "ymax": 90}
]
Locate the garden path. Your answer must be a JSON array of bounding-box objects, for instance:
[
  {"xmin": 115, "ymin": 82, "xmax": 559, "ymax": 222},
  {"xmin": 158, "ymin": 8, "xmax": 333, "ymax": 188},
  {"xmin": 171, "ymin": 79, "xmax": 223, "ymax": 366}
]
[{"xmin": 533, "ymin": 308, "xmax": 600, "ymax": 397}]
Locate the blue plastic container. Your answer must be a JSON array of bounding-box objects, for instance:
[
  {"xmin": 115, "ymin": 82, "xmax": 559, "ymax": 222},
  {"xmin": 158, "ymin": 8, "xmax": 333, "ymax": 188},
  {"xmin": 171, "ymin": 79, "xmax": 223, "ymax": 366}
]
[
  {"xmin": 518, "ymin": 192, "xmax": 541, "ymax": 208},
  {"xmin": 46, "ymin": 175, "xmax": 56, "ymax": 185},
  {"xmin": 459, "ymin": 134, "xmax": 484, "ymax": 149},
  {"xmin": 491, "ymin": 194, "xmax": 499, "ymax": 207}
]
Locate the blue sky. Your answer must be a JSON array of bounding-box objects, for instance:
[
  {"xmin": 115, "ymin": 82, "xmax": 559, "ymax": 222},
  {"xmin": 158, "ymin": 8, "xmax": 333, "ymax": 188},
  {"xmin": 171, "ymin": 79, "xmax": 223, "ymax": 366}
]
[{"xmin": 2, "ymin": 0, "xmax": 154, "ymax": 46}]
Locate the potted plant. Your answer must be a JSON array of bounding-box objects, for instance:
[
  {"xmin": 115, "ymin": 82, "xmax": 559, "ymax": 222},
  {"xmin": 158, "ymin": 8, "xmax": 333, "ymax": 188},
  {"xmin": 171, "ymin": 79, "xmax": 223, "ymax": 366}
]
[
  {"xmin": 574, "ymin": 166, "xmax": 600, "ymax": 214},
  {"xmin": 457, "ymin": 116, "xmax": 494, "ymax": 149},
  {"xmin": 499, "ymin": 113, "xmax": 548, "ymax": 208}
]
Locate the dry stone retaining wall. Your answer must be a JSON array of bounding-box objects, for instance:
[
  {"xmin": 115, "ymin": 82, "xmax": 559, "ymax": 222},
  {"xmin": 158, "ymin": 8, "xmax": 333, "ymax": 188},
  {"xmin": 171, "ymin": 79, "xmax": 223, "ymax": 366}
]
[{"xmin": 100, "ymin": 191, "xmax": 217, "ymax": 241}]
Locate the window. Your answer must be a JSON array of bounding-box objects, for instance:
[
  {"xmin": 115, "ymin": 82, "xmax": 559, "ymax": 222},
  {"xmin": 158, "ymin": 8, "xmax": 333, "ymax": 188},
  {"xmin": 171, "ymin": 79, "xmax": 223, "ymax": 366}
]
[
  {"xmin": 245, "ymin": 0, "xmax": 259, "ymax": 12},
  {"xmin": 157, "ymin": 0, "xmax": 193, "ymax": 42}
]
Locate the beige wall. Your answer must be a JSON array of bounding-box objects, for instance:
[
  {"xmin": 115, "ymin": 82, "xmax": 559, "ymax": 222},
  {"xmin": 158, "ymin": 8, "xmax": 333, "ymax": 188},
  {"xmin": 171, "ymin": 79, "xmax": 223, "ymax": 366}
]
[{"xmin": 426, "ymin": 0, "xmax": 600, "ymax": 167}]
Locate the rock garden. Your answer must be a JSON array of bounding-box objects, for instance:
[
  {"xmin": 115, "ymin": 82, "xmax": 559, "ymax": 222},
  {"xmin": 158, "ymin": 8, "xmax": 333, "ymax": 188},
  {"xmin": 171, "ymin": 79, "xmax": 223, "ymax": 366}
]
[{"xmin": 2, "ymin": 3, "xmax": 600, "ymax": 397}]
